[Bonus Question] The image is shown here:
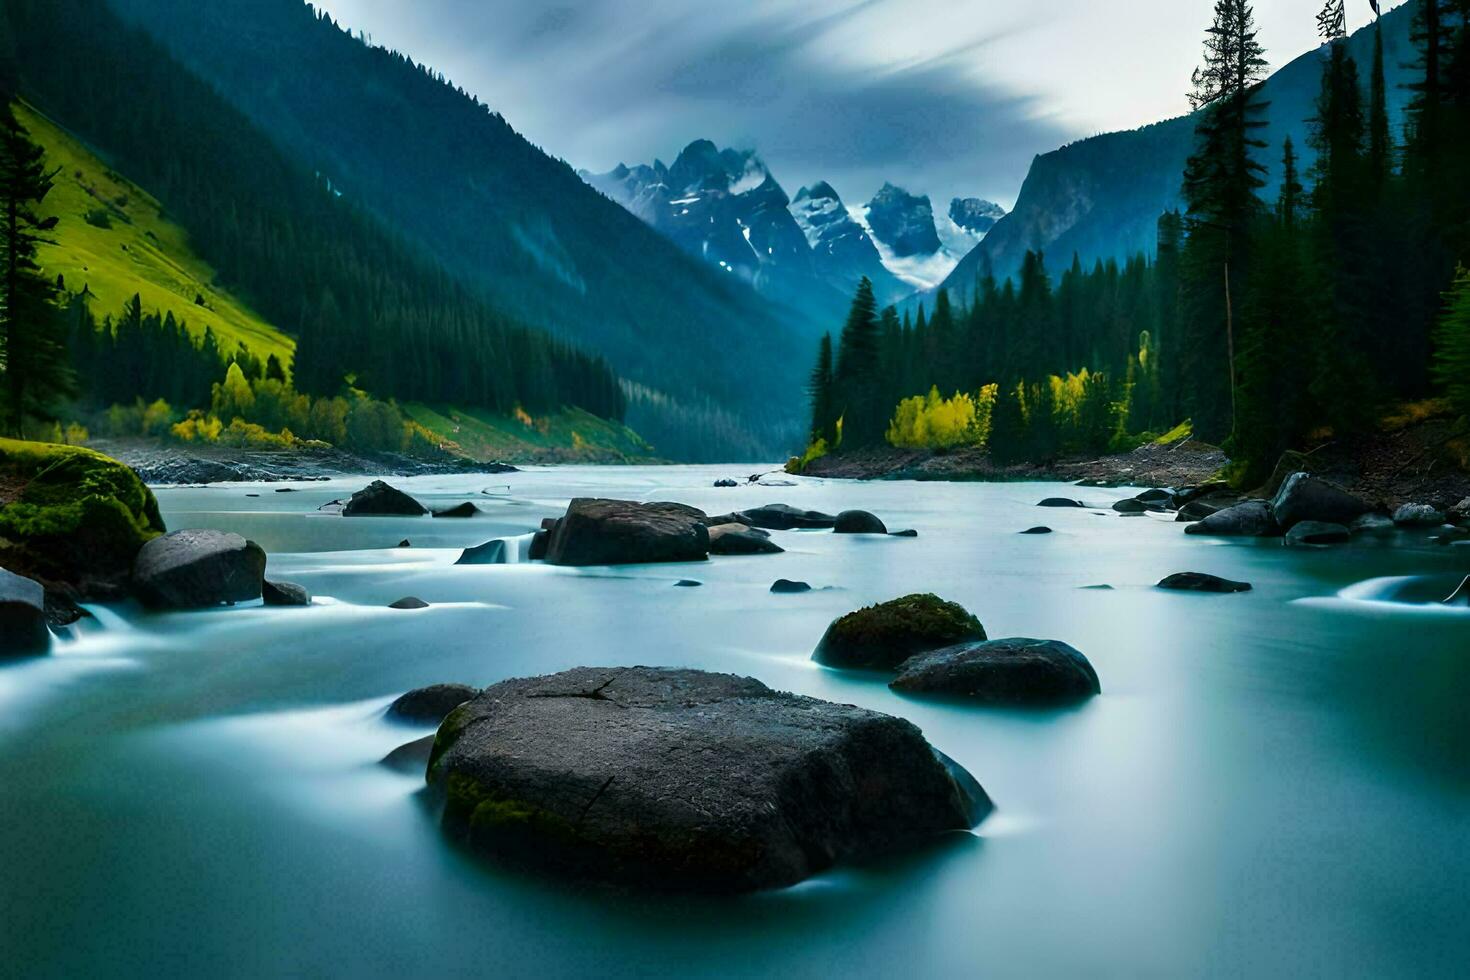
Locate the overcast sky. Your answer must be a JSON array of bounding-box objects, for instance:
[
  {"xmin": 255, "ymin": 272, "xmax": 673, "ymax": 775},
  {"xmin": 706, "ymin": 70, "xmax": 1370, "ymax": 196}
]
[{"xmin": 314, "ymin": 0, "xmax": 1401, "ymax": 209}]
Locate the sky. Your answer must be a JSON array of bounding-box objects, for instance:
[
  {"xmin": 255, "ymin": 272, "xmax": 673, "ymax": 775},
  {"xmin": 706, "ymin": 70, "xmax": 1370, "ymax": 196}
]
[{"xmin": 314, "ymin": 0, "xmax": 1402, "ymax": 210}]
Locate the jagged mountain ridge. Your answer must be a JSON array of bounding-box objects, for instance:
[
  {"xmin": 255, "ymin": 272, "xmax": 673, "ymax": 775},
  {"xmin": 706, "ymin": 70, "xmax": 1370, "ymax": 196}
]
[
  {"xmin": 584, "ymin": 140, "xmax": 1006, "ymax": 313},
  {"xmin": 939, "ymin": 4, "xmax": 1418, "ymax": 298}
]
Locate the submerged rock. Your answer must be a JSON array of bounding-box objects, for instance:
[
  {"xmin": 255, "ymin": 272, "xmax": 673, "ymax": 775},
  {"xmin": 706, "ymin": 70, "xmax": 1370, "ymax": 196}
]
[
  {"xmin": 389, "ymin": 596, "xmax": 430, "ymax": 609},
  {"xmin": 456, "ymin": 539, "xmax": 508, "ymax": 565},
  {"xmin": 1392, "ymin": 503, "xmax": 1446, "ymax": 527},
  {"xmin": 1135, "ymin": 488, "xmax": 1175, "ymax": 506},
  {"xmin": 707, "ymin": 523, "xmax": 784, "ymax": 555},
  {"xmin": 262, "ymin": 580, "xmax": 311, "ymax": 606},
  {"xmin": 1176, "ymin": 499, "xmax": 1224, "ymax": 522},
  {"xmin": 343, "ymin": 480, "xmax": 428, "ymax": 517},
  {"xmin": 737, "ymin": 503, "xmax": 837, "ymax": 530},
  {"xmin": 1184, "ymin": 501, "xmax": 1281, "ymax": 537},
  {"xmin": 1270, "ymin": 473, "xmax": 1369, "ymax": 530},
  {"xmin": 1037, "ymin": 498, "xmax": 1085, "ymax": 508},
  {"xmin": 1285, "ymin": 521, "xmax": 1352, "ymax": 546},
  {"xmin": 771, "ymin": 579, "xmax": 812, "ymax": 594},
  {"xmin": 132, "ymin": 529, "xmax": 267, "ymax": 609},
  {"xmin": 889, "ymin": 529, "xmax": 919, "ymax": 537},
  {"xmin": 544, "ymin": 499, "xmax": 709, "ymax": 566},
  {"xmin": 674, "ymin": 579, "xmax": 703, "ymax": 588},
  {"xmin": 1157, "ymin": 572, "xmax": 1252, "ymax": 594},
  {"xmin": 1020, "ymin": 526, "xmax": 1053, "ymax": 535},
  {"xmin": 426, "ymin": 666, "xmax": 990, "ymax": 892},
  {"xmin": 388, "ymin": 683, "xmax": 479, "ymax": 724},
  {"xmin": 381, "ymin": 735, "xmax": 435, "ymax": 773},
  {"xmin": 834, "ymin": 510, "xmax": 887, "ymax": 534},
  {"xmin": 890, "ymin": 638, "xmax": 1100, "ymax": 705},
  {"xmin": 433, "ymin": 502, "xmax": 481, "ymax": 519},
  {"xmin": 1112, "ymin": 498, "xmax": 1151, "ymax": 514},
  {"xmin": 814, "ymin": 594, "xmax": 986, "ymax": 671},
  {"xmin": 397, "ymin": 539, "xmax": 413, "ymax": 548},
  {"xmin": 0, "ymin": 568, "xmax": 50, "ymax": 656},
  {"xmin": 714, "ymin": 479, "xmax": 739, "ymax": 488}
]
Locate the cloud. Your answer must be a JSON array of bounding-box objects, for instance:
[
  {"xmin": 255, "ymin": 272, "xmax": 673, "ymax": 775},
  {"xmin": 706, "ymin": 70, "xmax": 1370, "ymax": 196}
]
[{"xmin": 315, "ymin": 0, "xmax": 1075, "ymax": 208}]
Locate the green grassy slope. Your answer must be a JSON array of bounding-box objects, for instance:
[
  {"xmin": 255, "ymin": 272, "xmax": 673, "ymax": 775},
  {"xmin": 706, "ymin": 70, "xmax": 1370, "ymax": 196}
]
[
  {"xmin": 19, "ymin": 102, "xmax": 294, "ymax": 366},
  {"xmin": 406, "ymin": 405, "xmax": 654, "ymax": 463}
]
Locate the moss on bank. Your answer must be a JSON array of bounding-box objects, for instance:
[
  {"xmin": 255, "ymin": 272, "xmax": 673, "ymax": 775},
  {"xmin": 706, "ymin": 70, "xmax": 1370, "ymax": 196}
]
[{"xmin": 0, "ymin": 438, "xmax": 164, "ymax": 596}]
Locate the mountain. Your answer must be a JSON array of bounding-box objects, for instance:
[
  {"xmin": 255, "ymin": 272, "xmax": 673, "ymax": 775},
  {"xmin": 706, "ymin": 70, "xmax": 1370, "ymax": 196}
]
[
  {"xmin": 583, "ymin": 142, "xmax": 911, "ymax": 315},
  {"xmin": 940, "ymin": 4, "xmax": 1418, "ymax": 297},
  {"xmin": 949, "ymin": 199, "xmax": 1007, "ymax": 236},
  {"xmin": 105, "ymin": 0, "xmax": 814, "ymax": 460},
  {"xmin": 849, "ymin": 184, "xmax": 998, "ymax": 293}
]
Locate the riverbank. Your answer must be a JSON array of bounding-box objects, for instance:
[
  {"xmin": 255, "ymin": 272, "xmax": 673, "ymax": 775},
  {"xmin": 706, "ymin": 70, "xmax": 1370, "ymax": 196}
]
[
  {"xmin": 800, "ymin": 408, "xmax": 1470, "ymax": 511},
  {"xmin": 88, "ymin": 439, "xmax": 517, "ymax": 485}
]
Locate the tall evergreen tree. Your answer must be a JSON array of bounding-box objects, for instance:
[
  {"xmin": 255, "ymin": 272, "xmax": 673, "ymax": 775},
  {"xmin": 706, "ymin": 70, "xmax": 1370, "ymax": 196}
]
[
  {"xmin": 0, "ymin": 102, "xmax": 71, "ymax": 432},
  {"xmin": 1180, "ymin": 0, "xmax": 1270, "ymax": 442},
  {"xmin": 806, "ymin": 332, "xmax": 835, "ymax": 445},
  {"xmin": 833, "ymin": 277, "xmax": 882, "ymax": 446},
  {"xmin": 1432, "ymin": 265, "xmax": 1470, "ymax": 416}
]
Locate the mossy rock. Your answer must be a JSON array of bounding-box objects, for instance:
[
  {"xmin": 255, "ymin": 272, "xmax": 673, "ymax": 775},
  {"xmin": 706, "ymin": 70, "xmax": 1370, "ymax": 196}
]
[
  {"xmin": 813, "ymin": 593, "xmax": 987, "ymax": 671},
  {"xmin": 0, "ymin": 438, "xmax": 165, "ymax": 598}
]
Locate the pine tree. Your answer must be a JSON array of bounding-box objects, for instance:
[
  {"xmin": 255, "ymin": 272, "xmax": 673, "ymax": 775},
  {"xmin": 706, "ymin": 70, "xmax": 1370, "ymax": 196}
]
[
  {"xmin": 0, "ymin": 102, "xmax": 71, "ymax": 432},
  {"xmin": 1180, "ymin": 0, "xmax": 1270, "ymax": 443},
  {"xmin": 1432, "ymin": 265, "xmax": 1470, "ymax": 416},
  {"xmin": 987, "ymin": 382, "xmax": 1027, "ymax": 464},
  {"xmin": 806, "ymin": 332, "xmax": 835, "ymax": 445},
  {"xmin": 1368, "ymin": 17, "xmax": 1393, "ymax": 189},
  {"xmin": 833, "ymin": 277, "xmax": 882, "ymax": 447}
]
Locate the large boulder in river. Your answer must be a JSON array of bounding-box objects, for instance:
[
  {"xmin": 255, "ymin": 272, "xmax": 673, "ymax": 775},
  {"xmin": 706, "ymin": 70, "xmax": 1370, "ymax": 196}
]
[
  {"xmin": 343, "ymin": 480, "xmax": 428, "ymax": 517},
  {"xmin": 737, "ymin": 503, "xmax": 837, "ymax": 530},
  {"xmin": 814, "ymin": 594, "xmax": 986, "ymax": 671},
  {"xmin": 544, "ymin": 498, "xmax": 709, "ymax": 566},
  {"xmin": 1270, "ymin": 473, "xmax": 1369, "ymax": 530},
  {"xmin": 1184, "ymin": 500, "xmax": 1281, "ymax": 537},
  {"xmin": 834, "ymin": 510, "xmax": 888, "ymax": 534},
  {"xmin": 707, "ymin": 523, "xmax": 783, "ymax": 555},
  {"xmin": 426, "ymin": 666, "xmax": 990, "ymax": 892},
  {"xmin": 132, "ymin": 529, "xmax": 266, "ymax": 609},
  {"xmin": 890, "ymin": 638, "xmax": 1100, "ymax": 705},
  {"xmin": 0, "ymin": 568, "xmax": 50, "ymax": 656}
]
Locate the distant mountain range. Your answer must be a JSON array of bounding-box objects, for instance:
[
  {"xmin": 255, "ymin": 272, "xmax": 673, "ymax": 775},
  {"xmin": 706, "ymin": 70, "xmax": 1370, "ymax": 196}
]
[
  {"xmin": 582, "ymin": 142, "xmax": 1005, "ymax": 319},
  {"xmin": 939, "ymin": 3, "xmax": 1418, "ymax": 298}
]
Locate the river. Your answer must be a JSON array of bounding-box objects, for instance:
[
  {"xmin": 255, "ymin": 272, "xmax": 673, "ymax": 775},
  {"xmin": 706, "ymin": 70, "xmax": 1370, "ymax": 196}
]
[{"xmin": 2, "ymin": 465, "xmax": 1467, "ymax": 978}]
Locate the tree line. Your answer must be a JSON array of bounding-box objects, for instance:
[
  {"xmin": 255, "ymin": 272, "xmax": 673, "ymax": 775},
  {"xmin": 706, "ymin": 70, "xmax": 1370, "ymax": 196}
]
[{"xmin": 805, "ymin": 0, "xmax": 1470, "ymax": 484}]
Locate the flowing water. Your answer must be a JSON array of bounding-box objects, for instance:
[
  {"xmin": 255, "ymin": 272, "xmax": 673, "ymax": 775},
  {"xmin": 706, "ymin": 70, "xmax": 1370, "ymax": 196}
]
[{"xmin": 2, "ymin": 466, "xmax": 1467, "ymax": 979}]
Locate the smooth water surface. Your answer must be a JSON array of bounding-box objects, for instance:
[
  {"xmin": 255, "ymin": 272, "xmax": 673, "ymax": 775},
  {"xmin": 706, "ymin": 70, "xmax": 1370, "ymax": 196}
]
[{"xmin": 2, "ymin": 465, "xmax": 1467, "ymax": 979}]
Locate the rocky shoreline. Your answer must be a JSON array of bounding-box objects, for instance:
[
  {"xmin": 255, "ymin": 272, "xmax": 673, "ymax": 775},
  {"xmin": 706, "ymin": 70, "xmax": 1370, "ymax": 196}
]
[
  {"xmin": 799, "ymin": 413, "xmax": 1470, "ymax": 513},
  {"xmin": 89, "ymin": 438, "xmax": 516, "ymax": 485}
]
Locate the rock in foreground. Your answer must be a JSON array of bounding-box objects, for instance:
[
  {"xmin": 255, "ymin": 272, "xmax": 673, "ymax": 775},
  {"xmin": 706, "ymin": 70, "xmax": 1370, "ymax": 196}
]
[
  {"xmin": 0, "ymin": 568, "xmax": 50, "ymax": 656},
  {"xmin": 707, "ymin": 523, "xmax": 784, "ymax": 555},
  {"xmin": 1270, "ymin": 473, "xmax": 1369, "ymax": 530},
  {"xmin": 1157, "ymin": 572, "xmax": 1252, "ymax": 594},
  {"xmin": 544, "ymin": 499, "xmax": 709, "ymax": 566},
  {"xmin": 834, "ymin": 510, "xmax": 887, "ymax": 534},
  {"xmin": 343, "ymin": 480, "xmax": 429, "ymax": 517},
  {"xmin": 262, "ymin": 580, "xmax": 311, "ymax": 606},
  {"xmin": 891, "ymin": 638, "xmax": 1100, "ymax": 705},
  {"xmin": 1184, "ymin": 501, "xmax": 1281, "ymax": 537},
  {"xmin": 737, "ymin": 503, "xmax": 837, "ymax": 530},
  {"xmin": 388, "ymin": 683, "xmax": 479, "ymax": 724},
  {"xmin": 426, "ymin": 667, "xmax": 989, "ymax": 892},
  {"xmin": 814, "ymin": 594, "xmax": 986, "ymax": 671},
  {"xmin": 132, "ymin": 529, "xmax": 266, "ymax": 609}
]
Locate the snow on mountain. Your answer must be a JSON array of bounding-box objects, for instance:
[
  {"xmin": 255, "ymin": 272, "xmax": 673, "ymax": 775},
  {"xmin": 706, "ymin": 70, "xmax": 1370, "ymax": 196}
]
[{"xmin": 583, "ymin": 141, "xmax": 1005, "ymax": 310}]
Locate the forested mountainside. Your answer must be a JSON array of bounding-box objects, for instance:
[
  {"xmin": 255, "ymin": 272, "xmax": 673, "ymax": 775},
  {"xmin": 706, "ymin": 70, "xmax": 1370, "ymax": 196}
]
[
  {"xmin": 2, "ymin": 0, "xmax": 630, "ymax": 453},
  {"xmin": 106, "ymin": 0, "xmax": 813, "ymax": 459},
  {"xmin": 941, "ymin": 3, "xmax": 1417, "ymax": 294}
]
